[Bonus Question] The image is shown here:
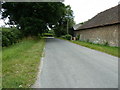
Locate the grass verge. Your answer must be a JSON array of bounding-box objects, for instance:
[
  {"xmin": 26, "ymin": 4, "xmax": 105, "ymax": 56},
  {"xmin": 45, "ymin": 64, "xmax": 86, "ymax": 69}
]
[
  {"xmin": 2, "ymin": 37, "xmax": 45, "ymax": 88},
  {"xmin": 0, "ymin": 50, "xmax": 2, "ymax": 89},
  {"xmin": 58, "ymin": 37, "xmax": 119, "ymax": 57}
]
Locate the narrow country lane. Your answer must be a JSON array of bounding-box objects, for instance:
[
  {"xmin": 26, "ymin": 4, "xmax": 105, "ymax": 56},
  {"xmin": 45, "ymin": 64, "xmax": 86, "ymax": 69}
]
[{"xmin": 32, "ymin": 38, "xmax": 118, "ymax": 88}]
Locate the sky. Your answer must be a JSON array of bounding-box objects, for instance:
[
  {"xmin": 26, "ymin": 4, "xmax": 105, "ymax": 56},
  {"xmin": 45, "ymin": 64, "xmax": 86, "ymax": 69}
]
[
  {"xmin": 63, "ymin": 0, "xmax": 119, "ymax": 24},
  {"xmin": 0, "ymin": 0, "xmax": 119, "ymax": 27}
]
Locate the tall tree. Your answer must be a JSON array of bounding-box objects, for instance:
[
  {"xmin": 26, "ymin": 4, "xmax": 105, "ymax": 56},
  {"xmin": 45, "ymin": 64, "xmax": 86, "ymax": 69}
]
[
  {"xmin": 1, "ymin": 2, "xmax": 67, "ymax": 36},
  {"xmin": 53, "ymin": 5, "xmax": 75, "ymax": 37}
]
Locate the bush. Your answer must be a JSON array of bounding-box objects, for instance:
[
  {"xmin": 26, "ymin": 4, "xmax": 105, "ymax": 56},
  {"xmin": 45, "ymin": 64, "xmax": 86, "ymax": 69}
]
[
  {"xmin": 103, "ymin": 41, "xmax": 109, "ymax": 46},
  {"xmin": 86, "ymin": 39, "xmax": 89, "ymax": 42},
  {"xmin": 61, "ymin": 34, "xmax": 72, "ymax": 40},
  {"xmin": 65, "ymin": 34, "xmax": 72, "ymax": 40},
  {"xmin": 61, "ymin": 35, "xmax": 66, "ymax": 39},
  {"xmin": 2, "ymin": 28, "xmax": 22, "ymax": 47},
  {"xmin": 76, "ymin": 34, "xmax": 80, "ymax": 40}
]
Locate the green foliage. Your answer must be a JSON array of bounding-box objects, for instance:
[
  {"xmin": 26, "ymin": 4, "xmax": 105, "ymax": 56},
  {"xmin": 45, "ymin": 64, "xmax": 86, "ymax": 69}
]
[
  {"xmin": 76, "ymin": 34, "xmax": 80, "ymax": 40},
  {"xmin": 48, "ymin": 30, "xmax": 55, "ymax": 35},
  {"xmin": 2, "ymin": 28, "xmax": 22, "ymax": 47},
  {"xmin": 86, "ymin": 39, "xmax": 90, "ymax": 42},
  {"xmin": 53, "ymin": 5, "xmax": 75, "ymax": 37},
  {"xmin": 54, "ymin": 27, "xmax": 66, "ymax": 37},
  {"xmin": 61, "ymin": 34, "xmax": 72, "ymax": 40},
  {"xmin": 103, "ymin": 41, "xmax": 109, "ymax": 46},
  {"xmin": 2, "ymin": 2, "xmax": 67, "ymax": 36},
  {"xmin": 2, "ymin": 3, "xmax": 75, "ymax": 37},
  {"xmin": 43, "ymin": 33, "xmax": 53, "ymax": 37},
  {"xmin": 61, "ymin": 35, "xmax": 66, "ymax": 39},
  {"xmin": 65, "ymin": 34, "xmax": 72, "ymax": 40}
]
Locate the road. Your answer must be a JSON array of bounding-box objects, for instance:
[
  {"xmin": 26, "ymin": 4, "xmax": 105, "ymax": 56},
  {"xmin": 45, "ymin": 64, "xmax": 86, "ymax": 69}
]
[{"xmin": 32, "ymin": 37, "xmax": 118, "ymax": 88}]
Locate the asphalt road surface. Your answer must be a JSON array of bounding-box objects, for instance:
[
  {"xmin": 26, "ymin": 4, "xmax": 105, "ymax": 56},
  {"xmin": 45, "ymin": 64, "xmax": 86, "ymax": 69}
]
[{"xmin": 32, "ymin": 37, "xmax": 118, "ymax": 88}]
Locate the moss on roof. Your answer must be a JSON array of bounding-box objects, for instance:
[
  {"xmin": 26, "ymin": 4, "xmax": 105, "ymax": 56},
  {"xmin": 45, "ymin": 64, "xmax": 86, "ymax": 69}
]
[{"xmin": 77, "ymin": 5, "xmax": 120, "ymax": 30}]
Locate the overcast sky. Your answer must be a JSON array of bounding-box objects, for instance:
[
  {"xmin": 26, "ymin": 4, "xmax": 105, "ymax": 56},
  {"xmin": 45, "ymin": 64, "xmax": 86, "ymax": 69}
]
[
  {"xmin": 64, "ymin": 0, "xmax": 119, "ymax": 24},
  {"xmin": 0, "ymin": 0, "xmax": 119, "ymax": 27}
]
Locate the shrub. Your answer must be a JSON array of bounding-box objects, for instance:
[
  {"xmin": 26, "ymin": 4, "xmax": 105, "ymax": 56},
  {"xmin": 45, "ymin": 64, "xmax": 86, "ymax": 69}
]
[
  {"xmin": 2, "ymin": 28, "xmax": 22, "ymax": 47},
  {"xmin": 65, "ymin": 34, "xmax": 72, "ymax": 40},
  {"xmin": 103, "ymin": 41, "xmax": 109, "ymax": 46},
  {"xmin": 61, "ymin": 34, "xmax": 72, "ymax": 40},
  {"xmin": 61, "ymin": 35, "xmax": 66, "ymax": 39},
  {"xmin": 76, "ymin": 34, "xmax": 80, "ymax": 40},
  {"xmin": 86, "ymin": 39, "xmax": 89, "ymax": 42}
]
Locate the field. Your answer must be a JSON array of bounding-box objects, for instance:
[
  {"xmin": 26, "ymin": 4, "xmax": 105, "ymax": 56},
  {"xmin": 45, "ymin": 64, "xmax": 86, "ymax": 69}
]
[{"xmin": 2, "ymin": 37, "xmax": 45, "ymax": 88}]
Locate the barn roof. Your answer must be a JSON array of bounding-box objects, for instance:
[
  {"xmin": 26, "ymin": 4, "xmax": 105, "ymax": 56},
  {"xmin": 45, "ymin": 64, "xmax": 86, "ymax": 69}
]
[
  {"xmin": 73, "ymin": 23, "xmax": 82, "ymax": 30},
  {"xmin": 76, "ymin": 5, "xmax": 120, "ymax": 30}
]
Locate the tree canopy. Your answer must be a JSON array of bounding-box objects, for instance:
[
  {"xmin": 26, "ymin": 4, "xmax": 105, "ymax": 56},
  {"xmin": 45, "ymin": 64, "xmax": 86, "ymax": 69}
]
[
  {"xmin": 53, "ymin": 5, "xmax": 75, "ymax": 37},
  {"xmin": 2, "ymin": 2, "xmax": 75, "ymax": 36}
]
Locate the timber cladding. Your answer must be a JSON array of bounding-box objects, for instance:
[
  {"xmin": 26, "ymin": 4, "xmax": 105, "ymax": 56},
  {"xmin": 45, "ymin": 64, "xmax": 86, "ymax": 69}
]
[{"xmin": 74, "ymin": 24, "xmax": 119, "ymax": 46}]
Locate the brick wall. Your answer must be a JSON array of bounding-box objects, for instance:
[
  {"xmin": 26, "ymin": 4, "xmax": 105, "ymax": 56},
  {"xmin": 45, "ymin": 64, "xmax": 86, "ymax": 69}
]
[{"xmin": 74, "ymin": 24, "xmax": 119, "ymax": 46}]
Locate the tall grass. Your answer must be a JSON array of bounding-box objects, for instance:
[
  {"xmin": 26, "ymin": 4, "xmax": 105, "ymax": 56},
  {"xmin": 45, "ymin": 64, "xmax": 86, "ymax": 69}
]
[{"xmin": 2, "ymin": 37, "xmax": 45, "ymax": 88}]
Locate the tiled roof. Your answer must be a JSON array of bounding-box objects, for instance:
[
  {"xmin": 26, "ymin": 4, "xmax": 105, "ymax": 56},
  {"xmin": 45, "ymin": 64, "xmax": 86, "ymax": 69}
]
[{"xmin": 76, "ymin": 5, "xmax": 120, "ymax": 30}]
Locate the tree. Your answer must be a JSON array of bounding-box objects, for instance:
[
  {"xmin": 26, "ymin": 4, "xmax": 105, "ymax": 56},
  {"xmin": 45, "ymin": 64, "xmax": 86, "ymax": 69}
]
[
  {"xmin": 53, "ymin": 5, "xmax": 75, "ymax": 37},
  {"xmin": 1, "ymin": 2, "xmax": 67, "ymax": 36}
]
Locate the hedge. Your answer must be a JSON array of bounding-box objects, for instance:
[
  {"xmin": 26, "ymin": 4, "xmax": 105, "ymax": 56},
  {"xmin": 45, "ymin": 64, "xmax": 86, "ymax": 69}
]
[
  {"xmin": 61, "ymin": 34, "xmax": 72, "ymax": 40},
  {"xmin": 1, "ymin": 28, "xmax": 22, "ymax": 47}
]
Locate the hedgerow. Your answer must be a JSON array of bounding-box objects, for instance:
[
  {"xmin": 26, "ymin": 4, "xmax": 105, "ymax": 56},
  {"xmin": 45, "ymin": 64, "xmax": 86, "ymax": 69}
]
[
  {"xmin": 61, "ymin": 34, "xmax": 72, "ymax": 40},
  {"xmin": 2, "ymin": 28, "xmax": 22, "ymax": 47}
]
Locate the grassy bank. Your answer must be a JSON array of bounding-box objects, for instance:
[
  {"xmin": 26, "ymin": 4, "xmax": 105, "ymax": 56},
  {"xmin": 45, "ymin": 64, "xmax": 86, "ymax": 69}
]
[
  {"xmin": 58, "ymin": 37, "xmax": 119, "ymax": 57},
  {"xmin": 0, "ymin": 49, "xmax": 2, "ymax": 89},
  {"xmin": 2, "ymin": 37, "xmax": 45, "ymax": 88},
  {"xmin": 71, "ymin": 40, "xmax": 119, "ymax": 57}
]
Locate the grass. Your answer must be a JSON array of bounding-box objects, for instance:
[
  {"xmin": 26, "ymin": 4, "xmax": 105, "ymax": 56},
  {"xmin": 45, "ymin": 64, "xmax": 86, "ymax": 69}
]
[
  {"xmin": 42, "ymin": 33, "xmax": 54, "ymax": 37},
  {"xmin": 0, "ymin": 27, "xmax": 2, "ymax": 89},
  {"xmin": 0, "ymin": 49, "xmax": 2, "ymax": 90},
  {"xmin": 59, "ymin": 37, "xmax": 119, "ymax": 57},
  {"xmin": 71, "ymin": 40, "xmax": 119, "ymax": 57},
  {"xmin": 2, "ymin": 37, "xmax": 45, "ymax": 88}
]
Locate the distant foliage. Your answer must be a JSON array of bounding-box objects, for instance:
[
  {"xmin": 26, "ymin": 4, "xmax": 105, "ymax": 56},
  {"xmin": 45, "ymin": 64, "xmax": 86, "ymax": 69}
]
[
  {"xmin": 2, "ymin": 28, "xmax": 22, "ymax": 47},
  {"xmin": 65, "ymin": 34, "xmax": 72, "ymax": 40},
  {"xmin": 61, "ymin": 34, "xmax": 72, "ymax": 40},
  {"xmin": 76, "ymin": 34, "xmax": 80, "ymax": 40},
  {"xmin": 61, "ymin": 35, "xmax": 66, "ymax": 39}
]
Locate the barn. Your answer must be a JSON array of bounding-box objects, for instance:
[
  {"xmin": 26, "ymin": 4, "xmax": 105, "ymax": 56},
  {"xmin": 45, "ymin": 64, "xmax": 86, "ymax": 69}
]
[{"xmin": 74, "ymin": 5, "xmax": 120, "ymax": 46}]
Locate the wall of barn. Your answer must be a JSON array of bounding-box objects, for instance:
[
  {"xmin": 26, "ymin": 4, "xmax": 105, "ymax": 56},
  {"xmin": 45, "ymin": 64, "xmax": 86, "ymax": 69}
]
[{"xmin": 74, "ymin": 24, "xmax": 119, "ymax": 46}]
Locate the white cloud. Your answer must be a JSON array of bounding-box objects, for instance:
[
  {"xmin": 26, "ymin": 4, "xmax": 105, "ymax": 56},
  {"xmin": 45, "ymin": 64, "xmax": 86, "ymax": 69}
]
[{"xmin": 64, "ymin": 0, "xmax": 119, "ymax": 24}]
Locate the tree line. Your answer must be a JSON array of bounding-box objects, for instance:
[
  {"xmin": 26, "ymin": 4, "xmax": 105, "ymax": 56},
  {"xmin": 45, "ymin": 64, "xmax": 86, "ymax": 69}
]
[{"xmin": 1, "ymin": 2, "xmax": 75, "ymax": 37}]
